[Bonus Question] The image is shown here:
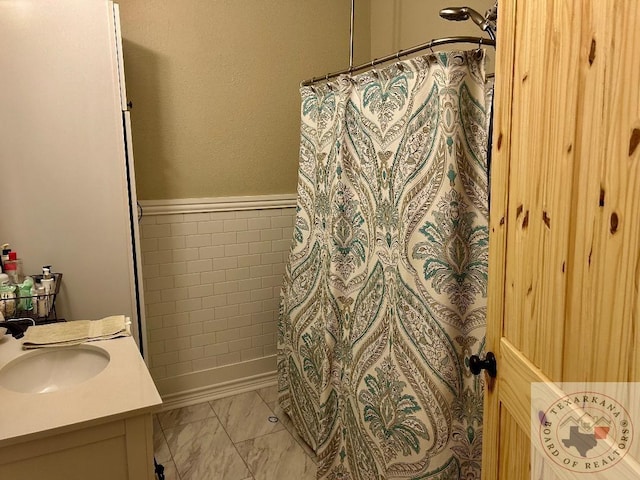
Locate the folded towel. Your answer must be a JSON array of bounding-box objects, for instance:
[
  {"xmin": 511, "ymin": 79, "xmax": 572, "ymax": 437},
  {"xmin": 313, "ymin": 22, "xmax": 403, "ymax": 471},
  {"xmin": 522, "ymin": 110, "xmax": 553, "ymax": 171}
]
[{"xmin": 22, "ymin": 315, "xmax": 130, "ymax": 349}]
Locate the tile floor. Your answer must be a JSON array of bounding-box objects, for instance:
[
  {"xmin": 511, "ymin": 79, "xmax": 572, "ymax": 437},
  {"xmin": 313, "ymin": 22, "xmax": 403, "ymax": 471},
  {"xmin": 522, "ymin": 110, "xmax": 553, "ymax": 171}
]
[{"xmin": 153, "ymin": 385, "xmax": 317, "ymax": 480}]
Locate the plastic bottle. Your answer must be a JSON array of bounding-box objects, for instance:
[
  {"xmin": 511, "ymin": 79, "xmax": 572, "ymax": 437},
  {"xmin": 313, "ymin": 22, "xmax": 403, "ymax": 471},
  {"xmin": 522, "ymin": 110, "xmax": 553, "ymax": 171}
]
[
  {"xmin": 0, "ymin": 272, "xmax": 11, "ymax": 317},
  {"xmin": 0, "ymin": 244, "xmax": 10, "ymax": 272},
  {"xmin": 18, "ymin": 276, "xmax": 34, "ymax": 311},
  {"xmin": 0, "ymin": 284, "xmax": 16, "ymax": 318},
  {"xmin": 36, "ymin": 286, "xmax": 47, "ymax": 318},
  {"xmin": 41, "ymin": 266, "xmax": 55, "ymax": 317},
  {"xmin": 4, "ymin": 251, "xmax": 23, "ymax": 285},
  {"xmin": 31, "ymin": 283, "xmax": 39, "ymax": 317}
]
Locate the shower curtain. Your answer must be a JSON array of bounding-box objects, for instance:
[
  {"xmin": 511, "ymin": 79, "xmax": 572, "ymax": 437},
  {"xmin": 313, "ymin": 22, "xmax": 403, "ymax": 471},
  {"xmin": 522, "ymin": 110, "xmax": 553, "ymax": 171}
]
[{"xmin": 278, "ymin": 50, "xmax": 491, "ymax": 480}]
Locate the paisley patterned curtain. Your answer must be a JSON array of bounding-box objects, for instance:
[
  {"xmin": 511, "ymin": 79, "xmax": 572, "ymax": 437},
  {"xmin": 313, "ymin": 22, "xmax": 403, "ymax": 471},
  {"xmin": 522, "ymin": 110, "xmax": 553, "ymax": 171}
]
[{"xmin": 278, "ymin": 50, "xmax": 491, "ymax": 480}]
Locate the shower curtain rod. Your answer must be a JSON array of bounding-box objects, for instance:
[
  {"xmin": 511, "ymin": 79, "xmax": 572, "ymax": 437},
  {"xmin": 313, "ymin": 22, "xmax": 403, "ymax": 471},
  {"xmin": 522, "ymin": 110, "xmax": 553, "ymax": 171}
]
[{"xmin": 301, "ymin": 35, "xmax": 495, "ymax": 86}]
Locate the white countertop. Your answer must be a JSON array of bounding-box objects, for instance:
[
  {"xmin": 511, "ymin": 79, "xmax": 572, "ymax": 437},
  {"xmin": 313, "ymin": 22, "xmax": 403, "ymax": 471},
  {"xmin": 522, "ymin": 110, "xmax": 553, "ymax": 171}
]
[{"xmin": 0, "ymin": 334, "xmax": 162, "ymax": 447}]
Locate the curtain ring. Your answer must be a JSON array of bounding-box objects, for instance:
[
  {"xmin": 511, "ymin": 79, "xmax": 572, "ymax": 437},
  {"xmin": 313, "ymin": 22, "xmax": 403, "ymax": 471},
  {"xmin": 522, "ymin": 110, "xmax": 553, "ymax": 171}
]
[
  {"xmin": 395, "ymin": 50, "xmax": 404, "ymax": 71},
  {"xmin": 370, "ymin": 58, "xmax": 377, "ymax": 67},
  {"xmin": 429, "ymin": 41, "xmax": 435, "ymax": 54}
]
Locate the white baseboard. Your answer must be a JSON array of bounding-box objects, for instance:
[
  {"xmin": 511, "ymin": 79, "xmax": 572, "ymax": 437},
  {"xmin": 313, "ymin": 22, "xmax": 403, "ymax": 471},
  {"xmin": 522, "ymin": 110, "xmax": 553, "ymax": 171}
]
[{"xmin": 156, "ymin": 356, "xmax": 278, "ymax": 411}]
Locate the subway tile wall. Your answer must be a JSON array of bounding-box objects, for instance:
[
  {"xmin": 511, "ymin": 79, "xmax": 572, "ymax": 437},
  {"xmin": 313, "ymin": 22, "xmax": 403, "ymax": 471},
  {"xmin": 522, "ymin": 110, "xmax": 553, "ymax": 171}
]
[{"xmin": 139, "ymin": 207, "xmax": 296, "ymax": 382}]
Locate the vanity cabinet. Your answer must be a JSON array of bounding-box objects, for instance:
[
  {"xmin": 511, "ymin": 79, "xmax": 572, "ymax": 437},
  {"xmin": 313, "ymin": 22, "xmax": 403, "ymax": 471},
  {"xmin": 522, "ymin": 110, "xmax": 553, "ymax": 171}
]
[
  {"xmin": 0, "ymin": 336, "xmax": 162, "ymax": 480},
  {"xmin": 0, "ymin": 414, "xmax": 154, "ymax": 480}
]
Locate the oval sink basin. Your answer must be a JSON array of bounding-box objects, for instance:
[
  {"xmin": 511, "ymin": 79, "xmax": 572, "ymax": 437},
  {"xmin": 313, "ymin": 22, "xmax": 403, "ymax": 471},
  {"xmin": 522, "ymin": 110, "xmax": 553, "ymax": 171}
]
[{"xmin": 0, "ymin": 345, "xmax": 110, "ymax": 394}]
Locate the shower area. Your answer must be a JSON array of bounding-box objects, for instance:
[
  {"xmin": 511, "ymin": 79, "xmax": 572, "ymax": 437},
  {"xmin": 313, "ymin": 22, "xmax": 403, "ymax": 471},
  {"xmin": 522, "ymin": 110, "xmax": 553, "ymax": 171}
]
[{"xmin": 278, "ymin": 2, "xmax": 497, "ymax": 479}]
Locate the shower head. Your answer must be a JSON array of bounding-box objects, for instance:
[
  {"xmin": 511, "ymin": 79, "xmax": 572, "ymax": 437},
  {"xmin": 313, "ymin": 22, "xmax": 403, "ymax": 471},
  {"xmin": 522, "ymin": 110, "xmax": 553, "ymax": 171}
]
[
  {"xmin": 439, "ymin": 6, "xmax": 484, "ymax": 25},
  {"xmin": 440, "ymin": 6, "xmax": 495, "ymax": 40}
]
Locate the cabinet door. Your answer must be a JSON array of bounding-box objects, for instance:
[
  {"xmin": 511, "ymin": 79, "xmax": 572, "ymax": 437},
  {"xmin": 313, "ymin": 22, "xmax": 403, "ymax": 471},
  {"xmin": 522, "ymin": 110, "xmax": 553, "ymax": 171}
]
[
  {"xmin": 483, "ymin": 1, "xmax": 640, "ymax": 478},
  {"xmin": 0, "ymin": 416, "xmax": 155, "ymax": 480}
]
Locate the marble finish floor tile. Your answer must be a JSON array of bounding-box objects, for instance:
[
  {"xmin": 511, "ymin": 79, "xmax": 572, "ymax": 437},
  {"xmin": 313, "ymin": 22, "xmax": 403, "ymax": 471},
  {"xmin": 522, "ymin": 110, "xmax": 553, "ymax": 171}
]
[
  {"xmin": 256, "ymin": 384, "xmax": 278, "ymax": 410},
  {"xmin": 271, "ymin": 403, "xmax": 317, "ymax": 462},
  {"xmin": 153, "ymin": 422, "xmax": 172, "ymax": 464},
  {"xmin": 153, "ymin": 414, "xmax": 162, "ymax": 431},
  {"xmin": 210, "ymin": 391, "xmax": 284, "ymax": 443},
  {"xmin": 158, "ymin": 402, "xmax": 216, "ymax": 429},
  {"xmin": 157, "ymin": 459, "xmax": 181, "ymax": 480},
  {"xmin": 164, "ymin": 416, "xmax": 250, "ymax": 480},
  {"xmin": 236, "ymin": 429, "xmax": 316, "ymax": 480}
]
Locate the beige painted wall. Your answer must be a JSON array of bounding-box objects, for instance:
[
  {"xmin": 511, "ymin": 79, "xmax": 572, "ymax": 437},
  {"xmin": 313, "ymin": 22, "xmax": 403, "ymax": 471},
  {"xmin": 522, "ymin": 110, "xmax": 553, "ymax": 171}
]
[
  {"xmin": 119, "ymin": 0, "xmax": 370, "ymax": 200},
  {"xmin": 120, "ymin": 1, "xmax": 494, "ymax": 201},
  {"xmin": 370, "ymin": 0, "xmax": 496, "ymax": 59}
]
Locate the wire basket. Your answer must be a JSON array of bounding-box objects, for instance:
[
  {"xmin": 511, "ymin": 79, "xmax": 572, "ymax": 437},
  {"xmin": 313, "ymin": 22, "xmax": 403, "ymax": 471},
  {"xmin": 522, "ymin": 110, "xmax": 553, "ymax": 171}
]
[{"xmin": 0, "ymin": 273, "xmax": 62, "ymax": 321}]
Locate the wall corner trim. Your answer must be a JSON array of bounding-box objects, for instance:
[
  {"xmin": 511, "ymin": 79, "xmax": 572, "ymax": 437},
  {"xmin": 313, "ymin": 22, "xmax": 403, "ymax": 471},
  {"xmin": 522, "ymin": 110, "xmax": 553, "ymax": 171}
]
[{"xmin": 139, "ymin": 194, "xmax": 297, "ymax": 216}]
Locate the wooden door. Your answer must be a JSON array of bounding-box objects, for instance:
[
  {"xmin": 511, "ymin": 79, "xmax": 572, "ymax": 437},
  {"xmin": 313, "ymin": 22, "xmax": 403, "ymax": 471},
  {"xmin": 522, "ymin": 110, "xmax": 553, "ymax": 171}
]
[{"xmin": 482, "ymin": 1, "xmax": 640, "ymax": 478}]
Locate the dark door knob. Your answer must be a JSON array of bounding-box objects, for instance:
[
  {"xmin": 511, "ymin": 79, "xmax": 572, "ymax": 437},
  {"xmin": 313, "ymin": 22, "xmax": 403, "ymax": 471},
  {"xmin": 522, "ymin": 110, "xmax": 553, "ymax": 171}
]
[{"xmin": 469, "ymin": 352, "xmax": 497, "ymax": 378}]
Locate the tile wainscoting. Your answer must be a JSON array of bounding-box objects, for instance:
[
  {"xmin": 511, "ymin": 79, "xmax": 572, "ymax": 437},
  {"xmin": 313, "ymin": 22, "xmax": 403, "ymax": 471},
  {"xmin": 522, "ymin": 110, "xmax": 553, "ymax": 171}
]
[{"xmin": 138, "ymin": 195, "xmax": 297, "ymax": 407}]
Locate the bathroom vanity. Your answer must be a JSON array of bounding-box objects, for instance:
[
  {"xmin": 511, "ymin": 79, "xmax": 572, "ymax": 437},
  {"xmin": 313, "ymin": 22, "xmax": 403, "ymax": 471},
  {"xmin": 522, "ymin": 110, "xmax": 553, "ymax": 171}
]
[{"xmin": 0, "ymin": 335, "xmax": 162, "ymax": 480}]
